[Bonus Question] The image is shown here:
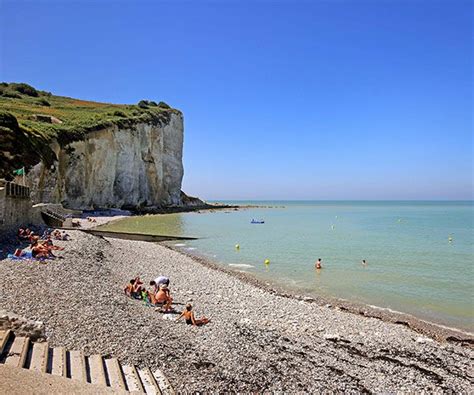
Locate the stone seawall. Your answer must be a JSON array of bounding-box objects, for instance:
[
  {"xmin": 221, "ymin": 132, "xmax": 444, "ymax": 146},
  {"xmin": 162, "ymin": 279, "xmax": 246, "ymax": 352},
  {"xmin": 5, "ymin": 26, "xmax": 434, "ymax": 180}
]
[{"xmin": 0, "ymin": 181, "xmax": 36, "ymax": 235}]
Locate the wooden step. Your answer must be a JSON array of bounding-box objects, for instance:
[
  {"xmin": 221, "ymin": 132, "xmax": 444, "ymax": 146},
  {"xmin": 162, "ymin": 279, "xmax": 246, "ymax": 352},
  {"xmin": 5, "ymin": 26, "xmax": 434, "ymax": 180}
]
[
  {"xmin": 29, "ymin": 342, "xmax": 49, "ymax": 373},
  {"xmin": 69, "ymin": 350, "xmax": 87, "ymax": 382},
  {"xmin": 88, "ymin": 354, "xmax": 107, "ymax": 386},
  {"xmin": 104, "ymin": 357, "xmax": 126, "ymax": 390},
  {"xmin": 137, "ymin": 366, "xmax": 161, "ymax": 395},
  {"xmin": 0, "ymin": 330, "xmax": 12, "ymax": 357},
  {"xmin": 122, "ymin": 364, "xmax": 145, "ymax": 393},
  {"xmin": 152, "ymin": 368, "xmax": 175, "ymax": 395},
  {"xmin": 4, "ymin": 335, "xmax": 29, "ymax": 368},
  {"xmin": 51, "ymin": 346, "xmax": 67, "ymax": 377}
]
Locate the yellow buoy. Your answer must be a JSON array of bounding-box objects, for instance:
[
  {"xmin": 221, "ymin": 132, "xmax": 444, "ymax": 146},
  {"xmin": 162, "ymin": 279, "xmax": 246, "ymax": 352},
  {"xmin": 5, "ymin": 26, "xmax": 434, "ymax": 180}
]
[{"xmin": 264, "ymin": 259, "xmax": 270, "ymax": 265}]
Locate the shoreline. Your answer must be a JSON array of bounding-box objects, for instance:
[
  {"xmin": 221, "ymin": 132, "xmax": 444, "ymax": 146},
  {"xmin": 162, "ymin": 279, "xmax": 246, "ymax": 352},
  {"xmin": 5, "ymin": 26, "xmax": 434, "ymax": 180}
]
[
  {"xmin": 90, "ymin": 213, "xmax": 474, "ymax": 342},
  {"xmin": 1, "ymin": 215, "xmax": 472, "ymax": 391},
  {"xmin": 166, "ymin": 242, "xmax": 474, "ymax": 345}
]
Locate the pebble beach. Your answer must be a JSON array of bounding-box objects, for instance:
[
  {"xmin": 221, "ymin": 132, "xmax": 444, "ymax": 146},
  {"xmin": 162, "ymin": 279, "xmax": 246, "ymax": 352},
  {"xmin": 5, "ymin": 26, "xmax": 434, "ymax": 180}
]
[{"xmin": 0, "ymin": 223, "xmax": 473, "ymax": 392}]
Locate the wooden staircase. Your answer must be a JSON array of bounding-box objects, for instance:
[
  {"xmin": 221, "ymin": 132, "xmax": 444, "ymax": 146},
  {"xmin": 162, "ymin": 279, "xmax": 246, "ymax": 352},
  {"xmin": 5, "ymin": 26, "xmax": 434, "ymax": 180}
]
[{"xmin": 0, "ymin": 330, "xmax": 174, "ymax": 394}]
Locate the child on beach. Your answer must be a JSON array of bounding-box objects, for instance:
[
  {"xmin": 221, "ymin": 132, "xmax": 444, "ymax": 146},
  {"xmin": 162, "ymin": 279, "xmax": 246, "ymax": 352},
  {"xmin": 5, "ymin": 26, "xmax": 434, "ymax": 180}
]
[
  {"xmin": 176, "ymin": 304, "xmax": 210, "ymax": 326},
  {"xmin": 141, "ymin": 288, "xmax": 150, "ymax": 304}
]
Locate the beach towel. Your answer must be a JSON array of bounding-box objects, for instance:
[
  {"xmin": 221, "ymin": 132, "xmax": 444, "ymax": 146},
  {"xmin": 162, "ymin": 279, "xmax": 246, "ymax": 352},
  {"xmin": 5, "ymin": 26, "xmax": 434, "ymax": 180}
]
[{"xmin": 7, "ymin": 251, "xmax": 51, "ymax": 261}]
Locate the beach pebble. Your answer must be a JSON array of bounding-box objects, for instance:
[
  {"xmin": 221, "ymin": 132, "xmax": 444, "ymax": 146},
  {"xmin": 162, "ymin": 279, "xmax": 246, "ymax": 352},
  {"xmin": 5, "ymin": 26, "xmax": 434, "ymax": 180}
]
[
  {"xmin": 415, "ymin": 336, "xmax": 434, "ymax": 344},
  {"xmin": 323, "ymin": 334, "xmax": 340, "ymax": 340},
  {"xmin": 0, "ymin": 228, "xmax": 472, "ymax": 393}
]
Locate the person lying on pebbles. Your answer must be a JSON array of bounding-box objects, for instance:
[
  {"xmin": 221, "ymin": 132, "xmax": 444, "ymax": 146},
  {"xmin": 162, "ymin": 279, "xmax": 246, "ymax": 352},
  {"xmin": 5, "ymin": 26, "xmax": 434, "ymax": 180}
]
[{"xmin": 176, "ymin": 303, "xmax": 210, "ymax": 326}]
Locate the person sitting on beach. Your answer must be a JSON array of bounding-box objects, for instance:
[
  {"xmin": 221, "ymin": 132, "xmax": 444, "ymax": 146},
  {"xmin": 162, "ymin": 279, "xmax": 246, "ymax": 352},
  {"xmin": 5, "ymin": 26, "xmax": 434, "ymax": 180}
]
[
  {"xmin": 40, "ymin": 230, "xmax": 49, "ymax": 240},
  {"xmin": 150, "ymin": 276, "xmax": 170, "ymax": 294},
  {"xmin": 176, "ymin": 304, "xmax": 210, "ymax": 326},
  {"xmin": 124, "ymin": 279, "xmax": 136, "ymax": 297},
  {"xmin": 45, "ymin": 236, "xmax": 65, "ymax": 251},
  {"xmin": 141, "ymin": 288, "xmax": 151, "ymax": 304},
  {"xmin": 13, "ymin": 248, "xmax": 27, "ymax": 257},
  {"xmin": 315, "ymin": 258, "xmax": 322, "ymax": 269},
  {"xmin": 133, "ymin": 277, "xmax": 144, "ymax": 295},
  {"xmin": 31, "ymin": 242, "xmax": 49, "ymax": 259},
  {"xmin": 149, "ymin": 280, "xmax": 158, "ymax": 294},
  {"xmin": 18, "ymin": 228, "xmax": 26, "ymax": 239},
  {"xmin": 61, "ymin": 231, "xmax": 70, "ymax": 241},
  {"xmin": 144, "ymin": 286, "xmax": 158, "ymax": 305},
  {"xmin": 155, "ymin": 284, "xmax": 173, "ymax": 312},
  {"xmin": 18, "ymin": 228, "xmax": 32, "ymax": 240},
  {"xmin": 28, "ymin": 232, "xmax": 38, "ymax": 244}
]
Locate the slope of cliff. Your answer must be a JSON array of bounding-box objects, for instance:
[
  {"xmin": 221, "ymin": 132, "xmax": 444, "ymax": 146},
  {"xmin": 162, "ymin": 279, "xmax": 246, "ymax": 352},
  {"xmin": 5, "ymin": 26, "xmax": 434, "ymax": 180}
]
[{"xmin": 0, "ymin": 82, "xmax": 187, "ymax": 210}]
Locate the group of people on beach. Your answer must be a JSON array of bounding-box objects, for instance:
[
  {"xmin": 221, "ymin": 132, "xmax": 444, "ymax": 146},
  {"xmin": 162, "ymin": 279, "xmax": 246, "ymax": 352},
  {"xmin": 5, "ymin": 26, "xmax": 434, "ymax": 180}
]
[
  {"xmin": 124, "ymin": 276, "xmax": 209, "ymax": 326},
  {"xmin": 14, "ymin": 227, "xmax": 70, "ymax": 259}
]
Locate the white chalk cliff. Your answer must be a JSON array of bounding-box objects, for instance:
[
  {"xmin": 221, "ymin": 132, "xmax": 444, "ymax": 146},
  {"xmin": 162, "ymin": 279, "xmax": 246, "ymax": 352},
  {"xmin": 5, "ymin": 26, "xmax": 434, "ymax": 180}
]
[{"xmin": 29, "ymin": 112, "xmax": 184, "ymax": 210}]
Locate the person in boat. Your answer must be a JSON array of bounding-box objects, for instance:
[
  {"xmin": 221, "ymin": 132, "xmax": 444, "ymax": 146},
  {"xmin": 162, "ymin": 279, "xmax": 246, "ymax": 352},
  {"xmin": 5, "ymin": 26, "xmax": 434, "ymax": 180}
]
[
  {"xmin": 315, "ymin": 258, "xmax": 322, "ymax": 269},
  {"xmin": 177, "ymin": 304, "xmax": 210, "ymax": 326}
]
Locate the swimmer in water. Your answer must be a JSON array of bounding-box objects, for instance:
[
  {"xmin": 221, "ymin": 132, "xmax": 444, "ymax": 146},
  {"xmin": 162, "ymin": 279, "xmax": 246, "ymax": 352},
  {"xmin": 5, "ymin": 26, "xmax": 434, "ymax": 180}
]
[
  {"xmin": 315, "ymin": 258, "xmax": 322, "ymax": 269},
  {"xmin": 362, "ymin": 259, "xmax": 367, "ymax": 266}
]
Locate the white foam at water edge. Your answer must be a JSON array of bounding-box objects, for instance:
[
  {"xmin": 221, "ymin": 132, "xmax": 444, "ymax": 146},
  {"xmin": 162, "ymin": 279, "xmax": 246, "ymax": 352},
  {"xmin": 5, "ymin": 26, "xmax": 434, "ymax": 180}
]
[
  {"xmin": 367, "ymin": 305, "xmax": 474, "ymax": 336},
  {"xmin": 186, "ymin": 247, "xmax": 196, "ymax": 250},
  {"xmin": 174, "ymin": 243, "xmax": 186, "ymax": 247},
  {"xmin": 229, "ymin": 263, "xmax": 255, "ymax": 268}
]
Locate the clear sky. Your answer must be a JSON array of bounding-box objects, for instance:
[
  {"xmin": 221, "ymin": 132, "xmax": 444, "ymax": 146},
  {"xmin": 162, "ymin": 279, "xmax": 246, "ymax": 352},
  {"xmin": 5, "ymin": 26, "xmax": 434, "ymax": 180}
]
[{"xmin": 1, "ymin": 0, "xmax": 472, "ymax": 200}]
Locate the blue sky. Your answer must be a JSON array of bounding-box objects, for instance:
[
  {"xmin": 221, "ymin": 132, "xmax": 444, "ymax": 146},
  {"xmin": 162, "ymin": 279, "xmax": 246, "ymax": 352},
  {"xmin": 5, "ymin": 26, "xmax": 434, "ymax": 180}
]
[{"xmin": 1, "ymin": 0, "xmax": 472, "ymax": 200}]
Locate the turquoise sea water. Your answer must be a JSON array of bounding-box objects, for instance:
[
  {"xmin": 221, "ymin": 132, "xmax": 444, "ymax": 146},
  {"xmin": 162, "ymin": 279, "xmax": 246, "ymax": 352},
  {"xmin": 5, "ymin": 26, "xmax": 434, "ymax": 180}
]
[{"xmin": 101, "ymin": 201, "xmax": 474, "ymax": 332}]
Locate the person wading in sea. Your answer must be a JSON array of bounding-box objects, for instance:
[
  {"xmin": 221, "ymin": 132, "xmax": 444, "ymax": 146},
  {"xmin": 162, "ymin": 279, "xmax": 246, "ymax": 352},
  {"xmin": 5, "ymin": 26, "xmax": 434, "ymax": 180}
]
[{"xmin": 315, "ymin": 258, "xmax": 322, "ymax": 269}]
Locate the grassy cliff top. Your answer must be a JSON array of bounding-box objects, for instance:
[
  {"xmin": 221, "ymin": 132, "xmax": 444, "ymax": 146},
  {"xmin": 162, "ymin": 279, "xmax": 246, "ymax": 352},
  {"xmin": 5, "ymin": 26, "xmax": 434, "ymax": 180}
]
[{"xmin": 0, "ymin": 82, "xmax": 180, "ymax": 178}]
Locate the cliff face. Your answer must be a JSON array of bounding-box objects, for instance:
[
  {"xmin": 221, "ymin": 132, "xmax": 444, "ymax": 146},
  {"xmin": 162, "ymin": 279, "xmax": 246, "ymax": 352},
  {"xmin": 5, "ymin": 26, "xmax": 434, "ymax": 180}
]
[{"xmin": 29, "ymin": 113, "xmax": 184, "ymax": 210}]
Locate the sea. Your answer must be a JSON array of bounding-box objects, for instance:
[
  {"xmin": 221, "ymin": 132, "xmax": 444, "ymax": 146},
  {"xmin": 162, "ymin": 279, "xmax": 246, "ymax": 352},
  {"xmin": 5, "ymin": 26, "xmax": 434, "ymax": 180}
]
[{"xmin": 99, "ymin": 201, "xmax": 474, "ymax": 333}]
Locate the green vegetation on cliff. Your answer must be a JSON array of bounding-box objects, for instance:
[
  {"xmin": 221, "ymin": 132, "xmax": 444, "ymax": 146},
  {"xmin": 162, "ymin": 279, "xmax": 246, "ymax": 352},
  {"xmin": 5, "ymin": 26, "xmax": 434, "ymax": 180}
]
[{"xmin": 0, "ymin": 82, "xmax": 180, "ymax": 178}]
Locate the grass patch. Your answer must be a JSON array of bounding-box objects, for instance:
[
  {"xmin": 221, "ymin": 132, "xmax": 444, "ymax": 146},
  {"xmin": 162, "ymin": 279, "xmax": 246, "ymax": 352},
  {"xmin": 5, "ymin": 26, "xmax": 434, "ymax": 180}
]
[{"xmin": 0, "ymin": 82, "xmax": 181, "ymax": 178}]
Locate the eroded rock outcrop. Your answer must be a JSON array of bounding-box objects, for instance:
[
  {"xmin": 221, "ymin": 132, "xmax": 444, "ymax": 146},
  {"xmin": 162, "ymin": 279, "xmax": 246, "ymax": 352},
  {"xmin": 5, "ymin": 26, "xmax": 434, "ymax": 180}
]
[{"xmin": 29, "ymin": 112, "xmax": 184, "ymax": 210}]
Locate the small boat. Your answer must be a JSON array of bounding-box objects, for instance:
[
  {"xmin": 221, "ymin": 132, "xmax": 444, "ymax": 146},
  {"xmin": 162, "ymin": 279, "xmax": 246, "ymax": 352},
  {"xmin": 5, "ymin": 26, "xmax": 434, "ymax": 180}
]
[{"xmin": 251, "ymin": 219, "xmax": 265, "ymax": 224}]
